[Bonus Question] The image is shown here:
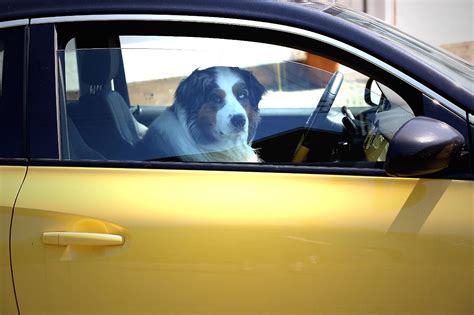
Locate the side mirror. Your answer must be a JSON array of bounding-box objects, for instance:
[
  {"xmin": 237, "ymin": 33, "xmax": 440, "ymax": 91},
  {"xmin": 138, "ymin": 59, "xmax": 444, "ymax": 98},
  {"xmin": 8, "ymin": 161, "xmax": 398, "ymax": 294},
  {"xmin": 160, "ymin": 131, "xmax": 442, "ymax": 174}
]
[
  {"xmin": 384, "ymin": 116, "xmax": 464, "ymax": 177},
  {"xmin": 364, "ymin": 78, "xmax": 382, "ymax": 106}
]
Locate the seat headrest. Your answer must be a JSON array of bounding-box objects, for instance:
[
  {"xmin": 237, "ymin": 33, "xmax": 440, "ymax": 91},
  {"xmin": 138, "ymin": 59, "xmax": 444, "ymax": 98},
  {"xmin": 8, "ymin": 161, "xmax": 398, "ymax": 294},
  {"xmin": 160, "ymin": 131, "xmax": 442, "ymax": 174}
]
[{"xmin": 77, "ymin": 49, "xmax": 121, "ymax": 86}]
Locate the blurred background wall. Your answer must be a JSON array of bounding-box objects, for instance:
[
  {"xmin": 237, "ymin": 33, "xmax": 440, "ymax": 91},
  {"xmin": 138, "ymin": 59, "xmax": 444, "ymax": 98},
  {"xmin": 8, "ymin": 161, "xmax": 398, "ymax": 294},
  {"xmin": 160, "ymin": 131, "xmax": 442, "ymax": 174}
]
[{"xmin": 336, "ymin": 0, "xmax": 473, "ymax": 62}]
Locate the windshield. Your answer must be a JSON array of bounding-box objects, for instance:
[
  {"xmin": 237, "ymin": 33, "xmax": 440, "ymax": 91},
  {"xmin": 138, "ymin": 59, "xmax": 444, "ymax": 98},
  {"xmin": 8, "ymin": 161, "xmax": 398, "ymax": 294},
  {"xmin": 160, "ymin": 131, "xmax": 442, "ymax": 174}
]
[{"xmin": 321, "ymin": 4, "xmax": 473, "ymax": 94}]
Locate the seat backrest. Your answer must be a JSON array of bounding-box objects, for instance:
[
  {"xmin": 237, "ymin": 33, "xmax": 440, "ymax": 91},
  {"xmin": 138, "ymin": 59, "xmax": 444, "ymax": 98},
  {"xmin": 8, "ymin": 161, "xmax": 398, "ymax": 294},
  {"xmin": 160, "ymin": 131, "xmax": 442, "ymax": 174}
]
[
  {"xmin": 64, "ymin": 115, "xmax": 105, "ymax": 160},
  {"xmin": 68, "ymin": 49, "xmax": 146, "ymax": 160}
]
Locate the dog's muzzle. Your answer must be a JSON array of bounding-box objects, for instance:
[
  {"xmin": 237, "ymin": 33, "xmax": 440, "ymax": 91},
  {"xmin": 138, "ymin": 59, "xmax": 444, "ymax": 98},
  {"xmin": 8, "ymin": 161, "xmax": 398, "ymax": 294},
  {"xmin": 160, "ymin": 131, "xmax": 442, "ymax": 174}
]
[{"xmin": 231, "ymin": 114, "xmax": 246, "ymax": 130}]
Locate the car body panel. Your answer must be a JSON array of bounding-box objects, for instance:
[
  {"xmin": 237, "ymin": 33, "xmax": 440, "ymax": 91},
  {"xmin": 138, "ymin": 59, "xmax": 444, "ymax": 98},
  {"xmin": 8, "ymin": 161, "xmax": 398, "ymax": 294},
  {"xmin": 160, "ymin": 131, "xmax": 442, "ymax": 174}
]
[
  {"xmin": 11, "ymin": 166, "xmax": 473, "ymax": 314},
  {"xmin": 0, "ymin": 166, "xmax": 26, "ymax": 315}
]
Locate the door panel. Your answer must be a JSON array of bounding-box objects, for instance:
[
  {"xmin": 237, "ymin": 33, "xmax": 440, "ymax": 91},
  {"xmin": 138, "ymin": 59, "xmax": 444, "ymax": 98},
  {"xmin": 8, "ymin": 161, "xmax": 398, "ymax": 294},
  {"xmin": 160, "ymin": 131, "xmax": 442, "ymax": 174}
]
[
  {"xmin": 12, "ymin": 167, "xmax": 473, "ymax": 314},
  {"xmin": 1, "ymin": 166, "xmax": 26, "ymax": 315}
]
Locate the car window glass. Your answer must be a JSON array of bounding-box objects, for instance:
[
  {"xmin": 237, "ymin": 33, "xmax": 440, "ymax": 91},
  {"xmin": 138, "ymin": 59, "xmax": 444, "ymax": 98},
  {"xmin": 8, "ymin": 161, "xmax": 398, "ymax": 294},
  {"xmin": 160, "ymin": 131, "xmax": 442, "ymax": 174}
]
[
  {"xmin": 0, "ymin": 28, "xmax": 26, "ymax": 159},
  {"xmin": 58, "ymin": 36, "xmax": 414, "ymax": 166}
]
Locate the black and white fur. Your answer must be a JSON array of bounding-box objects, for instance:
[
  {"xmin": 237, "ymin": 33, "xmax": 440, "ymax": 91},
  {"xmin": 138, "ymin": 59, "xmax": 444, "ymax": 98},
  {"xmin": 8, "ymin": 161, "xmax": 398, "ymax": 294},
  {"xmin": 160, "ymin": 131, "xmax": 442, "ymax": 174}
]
[{"xmin": 141, "ymin": 66, "xmax": 266, "ymax": 162}]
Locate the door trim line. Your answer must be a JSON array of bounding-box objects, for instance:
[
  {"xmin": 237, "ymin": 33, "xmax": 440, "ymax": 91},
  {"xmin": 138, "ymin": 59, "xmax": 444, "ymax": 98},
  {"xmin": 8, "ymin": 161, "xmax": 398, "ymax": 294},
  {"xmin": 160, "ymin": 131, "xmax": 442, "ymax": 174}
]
[{"xmin": 0, "ymin": 19, "xmax": 29, "ymax": 29}]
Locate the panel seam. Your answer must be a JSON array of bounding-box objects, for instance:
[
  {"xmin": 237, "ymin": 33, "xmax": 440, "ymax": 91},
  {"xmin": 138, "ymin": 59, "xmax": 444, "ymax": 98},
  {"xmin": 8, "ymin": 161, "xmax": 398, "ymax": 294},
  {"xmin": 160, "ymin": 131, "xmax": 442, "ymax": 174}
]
[{"xmin": 9, "ymin": 165, "xmax": 28, "ymax": 315}]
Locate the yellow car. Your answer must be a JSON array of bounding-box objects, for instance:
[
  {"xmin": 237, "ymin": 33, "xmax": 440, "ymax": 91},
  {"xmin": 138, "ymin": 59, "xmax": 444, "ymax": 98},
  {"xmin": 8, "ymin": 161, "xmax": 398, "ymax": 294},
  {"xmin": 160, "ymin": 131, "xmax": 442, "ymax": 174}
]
[{"xmin": 1, "ymin": 0, "xmax": 473, "ymax": 314}]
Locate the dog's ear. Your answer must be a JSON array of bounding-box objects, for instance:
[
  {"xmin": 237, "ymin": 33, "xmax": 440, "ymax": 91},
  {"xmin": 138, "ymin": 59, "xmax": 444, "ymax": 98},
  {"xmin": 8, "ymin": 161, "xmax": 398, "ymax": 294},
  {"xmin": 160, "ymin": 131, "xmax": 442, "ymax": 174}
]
[
  {"xmin": 233, "ymin": 68, "xmax": 266, "ymax": 110},
  {"xmin": 175, "ymin": 68, "xmax": 214, "ymax": 106}
]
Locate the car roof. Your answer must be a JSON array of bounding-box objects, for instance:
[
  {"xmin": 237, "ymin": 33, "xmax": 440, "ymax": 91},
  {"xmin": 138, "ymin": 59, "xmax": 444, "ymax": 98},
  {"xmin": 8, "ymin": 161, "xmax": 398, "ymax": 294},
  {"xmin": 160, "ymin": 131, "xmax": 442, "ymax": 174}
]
[
  {"xmin": 0, "ymin": 0, "xmax": 472, "ymax": 112},
  {"xmin": 0, "ymin": 0, "xmax": 309, "ymax": 22}
]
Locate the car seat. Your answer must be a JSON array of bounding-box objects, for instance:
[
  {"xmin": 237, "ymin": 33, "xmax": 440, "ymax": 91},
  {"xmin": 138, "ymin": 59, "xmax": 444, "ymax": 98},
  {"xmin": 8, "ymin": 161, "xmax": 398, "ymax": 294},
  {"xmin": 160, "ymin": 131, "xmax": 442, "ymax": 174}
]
[
  {"xmin": 64, "ymin": 115, "xmax": 106, "ymax": 160},
  {"xmin": 67, "ymin": 48, "xmax": 147, "ymax": 160}
]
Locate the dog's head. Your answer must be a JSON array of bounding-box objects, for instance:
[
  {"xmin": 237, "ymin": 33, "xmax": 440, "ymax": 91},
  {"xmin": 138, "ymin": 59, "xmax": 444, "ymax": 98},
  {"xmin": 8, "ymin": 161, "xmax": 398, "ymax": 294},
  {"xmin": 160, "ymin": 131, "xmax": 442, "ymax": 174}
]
[{"xmin": 173, "ymin": 66, "xmax": 266, "ymax": 147}]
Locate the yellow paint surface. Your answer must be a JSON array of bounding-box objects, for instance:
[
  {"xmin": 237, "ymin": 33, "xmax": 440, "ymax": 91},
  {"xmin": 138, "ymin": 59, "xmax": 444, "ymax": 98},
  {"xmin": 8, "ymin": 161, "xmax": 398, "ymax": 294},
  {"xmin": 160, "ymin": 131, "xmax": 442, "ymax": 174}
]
[{"xmin": 11, "ymin": 166, "xmax": 474, "ymax": 314}]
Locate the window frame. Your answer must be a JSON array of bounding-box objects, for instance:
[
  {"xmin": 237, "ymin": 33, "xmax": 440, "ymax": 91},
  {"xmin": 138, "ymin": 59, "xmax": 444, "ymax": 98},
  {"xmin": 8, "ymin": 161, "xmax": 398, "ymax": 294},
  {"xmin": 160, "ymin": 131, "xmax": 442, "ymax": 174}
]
[
  {"xmin": 0, "ymin": 40, "xmax": 4, "ymax": 97},
  {"xmin": 28, "ymin": 16, "xmax": 471, "ymax": 178},
  {"xmin": 0, "ymin": 22, "xmax": 27, "ymax": 163},
  {"xmin": 28, "ymin": 23, "xmax": 59, "ymax": 159}
]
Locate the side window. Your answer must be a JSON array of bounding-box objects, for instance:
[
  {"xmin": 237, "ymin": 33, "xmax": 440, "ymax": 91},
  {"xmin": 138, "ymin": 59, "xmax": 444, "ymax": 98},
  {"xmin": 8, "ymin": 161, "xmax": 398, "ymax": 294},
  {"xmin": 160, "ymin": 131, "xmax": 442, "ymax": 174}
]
[
  {"xmin": 58, "ymin": 36, "xmax": 414, "ymax": 167},
  {"xmin": 0, "ymin": 27, "xmax": 25, "ymax": 159}
]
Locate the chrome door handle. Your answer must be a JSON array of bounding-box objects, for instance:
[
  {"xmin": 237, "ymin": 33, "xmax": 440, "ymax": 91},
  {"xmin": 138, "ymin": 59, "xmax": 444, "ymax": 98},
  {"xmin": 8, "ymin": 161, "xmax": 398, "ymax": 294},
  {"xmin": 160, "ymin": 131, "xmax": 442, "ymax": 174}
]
[{"xmin": 42, "ymin": 232, "xmax": 124, "ymax": 246}]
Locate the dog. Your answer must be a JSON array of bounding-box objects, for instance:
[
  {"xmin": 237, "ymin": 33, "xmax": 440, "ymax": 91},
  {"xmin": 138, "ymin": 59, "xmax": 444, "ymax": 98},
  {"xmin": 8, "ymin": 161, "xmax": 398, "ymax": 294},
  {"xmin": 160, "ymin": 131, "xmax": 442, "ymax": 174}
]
[{"xmin": 141, "ymin": 66, "xmax": 266, "ymax": 162}]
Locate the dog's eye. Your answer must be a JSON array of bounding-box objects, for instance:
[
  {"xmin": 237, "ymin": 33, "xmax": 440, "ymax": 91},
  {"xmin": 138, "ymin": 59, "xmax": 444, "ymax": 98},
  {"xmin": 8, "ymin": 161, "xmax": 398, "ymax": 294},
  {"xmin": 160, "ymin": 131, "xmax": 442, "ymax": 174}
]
[
  {"xmin": 237, "ymin": 89, "xmax": 249, "ymax": 100},
  {"xmin": 208, "ymin": 94, "xmax": 223, "ymax": 104}
]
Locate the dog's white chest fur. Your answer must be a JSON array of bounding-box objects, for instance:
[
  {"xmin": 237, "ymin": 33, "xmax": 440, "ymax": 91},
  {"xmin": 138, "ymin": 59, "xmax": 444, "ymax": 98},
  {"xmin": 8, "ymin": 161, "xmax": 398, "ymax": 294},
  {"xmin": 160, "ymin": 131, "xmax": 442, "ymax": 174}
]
[{"xmin": 145, "ymin": 109, "xmax": 259, "ymax": 162}]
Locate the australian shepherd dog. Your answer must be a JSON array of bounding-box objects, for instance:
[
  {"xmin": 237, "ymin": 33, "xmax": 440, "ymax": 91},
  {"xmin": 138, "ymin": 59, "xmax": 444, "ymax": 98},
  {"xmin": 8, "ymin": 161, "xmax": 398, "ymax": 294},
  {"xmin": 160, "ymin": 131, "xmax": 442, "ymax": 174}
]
[{"xmin": 141, "ymin": 66, "xmax": 266, "ymax": 162}]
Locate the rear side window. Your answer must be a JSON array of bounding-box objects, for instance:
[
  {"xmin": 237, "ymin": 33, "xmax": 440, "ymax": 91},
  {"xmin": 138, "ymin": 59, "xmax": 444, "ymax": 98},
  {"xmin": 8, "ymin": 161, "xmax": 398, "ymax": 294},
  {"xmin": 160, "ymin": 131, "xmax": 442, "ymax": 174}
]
[
  {"xmin": 0, "ymin": 26, "xmax": 25, "ymax": 159},
  {"xmin": 0, "ymin": 27, "xmax": 26, "ymax": 159}
]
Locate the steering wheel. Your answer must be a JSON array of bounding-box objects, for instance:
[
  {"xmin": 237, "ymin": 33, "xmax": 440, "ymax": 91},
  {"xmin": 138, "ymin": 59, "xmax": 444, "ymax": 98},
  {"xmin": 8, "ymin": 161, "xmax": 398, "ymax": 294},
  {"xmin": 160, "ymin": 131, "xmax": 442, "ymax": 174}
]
[
  {"xmin": 292, "ymin": 71, "xmax": 344, "ymax": 163},
  {"xmin": 314, "ymin": 71, "xmax": 344, "ymax": 116}
]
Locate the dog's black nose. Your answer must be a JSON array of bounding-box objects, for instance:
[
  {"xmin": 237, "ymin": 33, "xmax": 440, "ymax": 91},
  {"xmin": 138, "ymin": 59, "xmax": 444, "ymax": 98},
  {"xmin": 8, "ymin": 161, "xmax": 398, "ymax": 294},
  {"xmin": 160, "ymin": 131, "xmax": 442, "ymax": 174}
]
[{"xmin": 231, "ymin": 114, "xmax": 246, "ymax": 129}]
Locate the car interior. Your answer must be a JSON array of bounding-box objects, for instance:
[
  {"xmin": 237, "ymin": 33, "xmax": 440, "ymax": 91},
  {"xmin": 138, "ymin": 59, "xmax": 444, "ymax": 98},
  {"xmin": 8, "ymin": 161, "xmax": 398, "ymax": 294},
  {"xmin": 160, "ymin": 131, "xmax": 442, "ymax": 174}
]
[{"xmin": 58, "ymin": 33, "xmax": 419, "ymax": 168}]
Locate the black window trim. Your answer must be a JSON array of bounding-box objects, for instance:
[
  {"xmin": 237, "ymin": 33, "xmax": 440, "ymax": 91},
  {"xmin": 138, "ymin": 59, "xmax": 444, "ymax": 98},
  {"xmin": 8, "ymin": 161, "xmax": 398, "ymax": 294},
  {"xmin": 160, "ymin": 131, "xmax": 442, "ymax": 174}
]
[
  {"xmin": 0, "ymin": 24, "xmax": 28, "ymax": 160},
  {"xmin": 28, "ymin": 159, "xmax": 474, "ymax": 180},
  {"xmin": 28, "ymin": 23, "xmax": 58, "ymax": 159},
  {"xmin": 30, "ymin": 158, "xmax": 389, "ymax": 177},
  {"xmin": 0, "ymin": 158, "xmax": 28, "ymax": 166}
]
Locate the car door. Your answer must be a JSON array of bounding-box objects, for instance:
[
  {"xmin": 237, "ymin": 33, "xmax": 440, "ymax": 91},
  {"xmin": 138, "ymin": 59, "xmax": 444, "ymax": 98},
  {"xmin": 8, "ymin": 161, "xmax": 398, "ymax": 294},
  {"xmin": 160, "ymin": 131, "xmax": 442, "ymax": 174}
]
[
  {"xmin": 11, "ymin": 17, "xmax": 473, "ymax": 315},
  {"xmin": 0, "ymin": 23, "xmax": 27, "ymax": 315}
]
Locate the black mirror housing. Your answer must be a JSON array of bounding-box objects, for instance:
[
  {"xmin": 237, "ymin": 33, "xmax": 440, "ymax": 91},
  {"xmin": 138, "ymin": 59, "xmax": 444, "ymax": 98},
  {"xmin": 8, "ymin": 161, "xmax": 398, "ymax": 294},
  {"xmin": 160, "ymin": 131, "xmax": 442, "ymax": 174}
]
[{"xmin": 384, "ymin": 116, "xmax": 464, "ymax": 177}]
